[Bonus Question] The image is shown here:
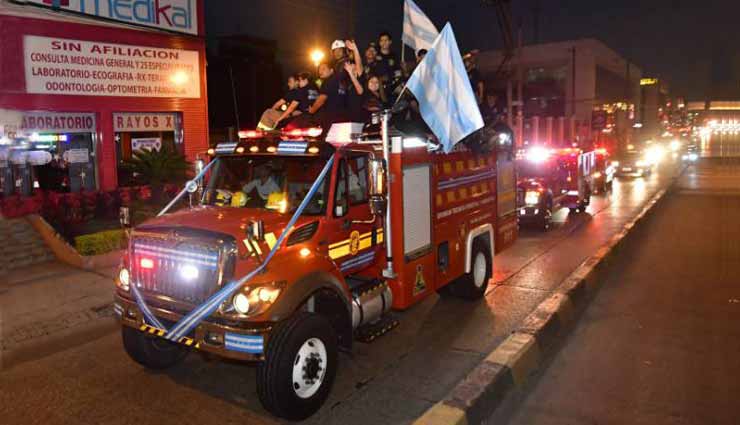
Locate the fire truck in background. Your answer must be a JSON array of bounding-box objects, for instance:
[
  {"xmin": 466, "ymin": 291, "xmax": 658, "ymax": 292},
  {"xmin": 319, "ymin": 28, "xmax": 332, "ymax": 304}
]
[
  {"xmin": 113, "ymin": 116, "xmax": 518, "ymax": 420},
  {"xmin": 591, "ymin": 147, "xmax": 616, "ymax": 193},
  {"xmin": 516, "ymin": 146, "xmax": 595, "ymax": 230}
]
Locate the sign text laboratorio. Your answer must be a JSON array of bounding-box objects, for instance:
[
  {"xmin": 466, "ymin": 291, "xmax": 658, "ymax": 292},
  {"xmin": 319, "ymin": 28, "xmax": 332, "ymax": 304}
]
[
  {"xmin": 24, "ymin": 35, "xmax": 200, "ymax": 98},
  {"xmin": 18, "ymin": 0, "xmax": 198, "ymax": 35}
]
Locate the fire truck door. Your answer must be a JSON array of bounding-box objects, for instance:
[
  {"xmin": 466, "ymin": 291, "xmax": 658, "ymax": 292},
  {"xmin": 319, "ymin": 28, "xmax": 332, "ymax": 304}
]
[{"xmin": 326, "ymin": 153, "xmax": 379, "ymax": 275}]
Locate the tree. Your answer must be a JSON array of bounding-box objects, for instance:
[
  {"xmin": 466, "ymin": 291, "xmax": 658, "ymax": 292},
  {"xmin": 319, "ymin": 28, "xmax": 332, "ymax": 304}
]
[{"xmin": 123, "ymin": 146, "xmax": 190, "ymax": 203}]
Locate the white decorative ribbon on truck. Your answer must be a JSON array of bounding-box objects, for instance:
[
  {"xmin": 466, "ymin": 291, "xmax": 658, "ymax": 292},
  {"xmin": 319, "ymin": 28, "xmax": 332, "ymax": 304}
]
[{"xmin": 24, "ymin": 36, "xmax": 200, "ymax": 98}]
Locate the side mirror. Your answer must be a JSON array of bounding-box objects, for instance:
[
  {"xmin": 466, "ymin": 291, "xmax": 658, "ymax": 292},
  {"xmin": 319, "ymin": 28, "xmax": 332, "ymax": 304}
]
[
  {"xmin": 368, "ymin": 158, "xmax": 387, "ymax": 216},
  {"xmin": 368, "ymin": 159, "xmax": 386, "ymax": 197}
]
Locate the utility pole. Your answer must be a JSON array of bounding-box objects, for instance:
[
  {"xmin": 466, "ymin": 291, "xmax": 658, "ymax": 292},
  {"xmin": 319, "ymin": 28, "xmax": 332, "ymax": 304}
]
[
  {"xmin": 570, "ymin": 46, "xmax": 576, "ymax": 118},
  {"xmin": 533, "ymin": 0, "xmax": 541, "ymax": 44}
]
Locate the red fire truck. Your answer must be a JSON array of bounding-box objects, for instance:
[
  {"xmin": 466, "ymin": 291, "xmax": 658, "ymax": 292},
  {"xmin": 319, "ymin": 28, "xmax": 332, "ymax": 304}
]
[
  {"xmin": 591, "ymin": 147, "xmax": 616, "ymax": 193},
  {"xmin": 516, "ymin": 146, "xmax": 595, "ymax": 230},
  {"xmin": 113, "ymin": 117, "xmax": 518, "ymax": 419}
]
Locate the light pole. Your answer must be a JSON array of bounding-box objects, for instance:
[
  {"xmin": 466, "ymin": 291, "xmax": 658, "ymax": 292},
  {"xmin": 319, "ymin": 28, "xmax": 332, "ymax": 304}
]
[{"xmin": 310, "ymin": 49, "xmax": 325, "ymax": 72}]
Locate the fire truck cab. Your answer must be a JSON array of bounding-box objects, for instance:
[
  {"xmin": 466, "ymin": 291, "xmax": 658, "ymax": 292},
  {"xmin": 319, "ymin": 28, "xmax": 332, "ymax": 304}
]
[
  {"xmin": 113, "ymin": 120, "xmax": 517, "ymax": 419},
  {"xmin": 516, "ymin": 146, "xmax": 595, "ymax": 230}
]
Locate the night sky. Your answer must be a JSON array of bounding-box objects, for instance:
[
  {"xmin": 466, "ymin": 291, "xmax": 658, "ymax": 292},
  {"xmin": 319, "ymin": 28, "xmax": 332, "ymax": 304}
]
[{"xmin": 206, "ymin": 0, "xmax": 738, "ymax": 100}]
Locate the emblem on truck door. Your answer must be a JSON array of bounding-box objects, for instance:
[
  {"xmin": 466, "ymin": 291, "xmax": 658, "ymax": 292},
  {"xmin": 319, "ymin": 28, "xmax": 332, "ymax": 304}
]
[
  {"xmin": 349, "ymin": 231, "xmax": 361, "ymax": 256},
  {"xmin": 414, "ymin": 265, "xmax": 427, "ymax": 296}
]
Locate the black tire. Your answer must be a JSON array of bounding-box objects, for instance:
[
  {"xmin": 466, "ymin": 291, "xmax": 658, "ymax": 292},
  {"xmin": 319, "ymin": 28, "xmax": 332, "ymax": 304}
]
[
  {"xmin": 122, "ymin": 326, "xmax": 188, "ymax": 370},
  {"xmin": 257, "ymin": 312, "xmax": 338, "ymax": 420},
  {"xmin": 449, "ymin": 239, "xmax": 492, "ymax": 300},
  {"xmin": 540, "ymin": 207, "xmax": 552, "ymax": 231}
]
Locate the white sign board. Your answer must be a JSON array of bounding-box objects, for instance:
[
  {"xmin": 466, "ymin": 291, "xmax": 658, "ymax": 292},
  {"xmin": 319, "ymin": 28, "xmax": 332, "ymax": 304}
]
[
  {"xmin": 65, "ymin": 148, "xmax": 90, "ymax": 164},
  {"xmin": 114, "ymin": 113, "xmax": 176, "ymax": 132},
  {"xmin": 22, "ymin": 0, "xmax": 199, "ymax": 35},
  {"xmin": 131, "ymin": 137, "xmax": 162, "ymax": 152},
  {"xmin": 24, "ymin": 35, "xmax": 201, "ymax": 98}
]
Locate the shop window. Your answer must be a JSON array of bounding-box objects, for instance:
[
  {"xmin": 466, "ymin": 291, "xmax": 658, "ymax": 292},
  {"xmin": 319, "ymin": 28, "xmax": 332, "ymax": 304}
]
[
  {"xmin": 0, "ymin": 111, "xmax": 97, "ymax": 196},
  {"xmin": 113, "ymin": 112, "xmax": 182, "ymax": 187}
]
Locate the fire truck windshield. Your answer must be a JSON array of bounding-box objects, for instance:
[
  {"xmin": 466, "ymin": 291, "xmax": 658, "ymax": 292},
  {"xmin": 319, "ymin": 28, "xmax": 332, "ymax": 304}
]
[{"xmin": 203, "ymin": 156, "xmax": 330, "ymax": 215}]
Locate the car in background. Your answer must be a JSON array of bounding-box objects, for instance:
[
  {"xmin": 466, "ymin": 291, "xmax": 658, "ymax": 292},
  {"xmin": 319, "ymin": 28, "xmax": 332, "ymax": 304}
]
[
  {"xmin": 682, "ymin": 144, "xmax": 699, "ymax": 163},
  {"xmin": 614, "ymin": 151, "xmax": 654, "ymax": 177}
]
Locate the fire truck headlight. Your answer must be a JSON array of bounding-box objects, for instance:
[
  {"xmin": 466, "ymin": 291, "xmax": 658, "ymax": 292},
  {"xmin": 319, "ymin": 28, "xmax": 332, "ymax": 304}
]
[
  {"xmin": 118, "ymin": 267, "xmax": 130, "ymax": 291},
  {"xmin": 231, "ymin": 283, "xmax": 285, "ymax": 317},
  {"xmin": 233, "ymin": 293, "xmax": 250, "ymax": 315},
  {"xmin": 179, "ymin": 264, "xmax": 200, "ymax": 281},
  {"xmin": 524, "ymin": 191, "xmax": 540, "ymax": 206},
  {"xmin": 593, "ymin": 171, "xmax": 603, "ymax": 179}
]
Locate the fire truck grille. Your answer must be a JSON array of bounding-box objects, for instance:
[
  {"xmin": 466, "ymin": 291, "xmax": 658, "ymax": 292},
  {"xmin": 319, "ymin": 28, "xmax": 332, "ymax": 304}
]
[{"xmin": 131, "ymin": 237, "xmax": 222, "ymax": 305}]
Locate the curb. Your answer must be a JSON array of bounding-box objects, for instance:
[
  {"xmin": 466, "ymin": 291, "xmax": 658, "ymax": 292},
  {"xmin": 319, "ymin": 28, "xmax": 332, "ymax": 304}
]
[{"xmin": 414, "ymin": 178, "xmax": 676, "ymax": 425}]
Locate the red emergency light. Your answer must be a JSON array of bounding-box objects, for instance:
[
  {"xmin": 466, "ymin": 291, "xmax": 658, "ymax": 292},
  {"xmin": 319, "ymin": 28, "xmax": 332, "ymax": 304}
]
[
  {"xmin": 283, "ymin": 127, "xmax": 323, "ymax": 138},
  {"xmin": 238, "ymin": 130, "xmax": 263, "ymax": 139}
]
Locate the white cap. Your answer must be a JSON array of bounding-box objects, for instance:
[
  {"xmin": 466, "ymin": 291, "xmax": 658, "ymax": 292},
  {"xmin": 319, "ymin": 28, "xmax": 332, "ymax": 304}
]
[{"xmin": 331, "ymin": 40, "xmax": 346, "ymax": 50}]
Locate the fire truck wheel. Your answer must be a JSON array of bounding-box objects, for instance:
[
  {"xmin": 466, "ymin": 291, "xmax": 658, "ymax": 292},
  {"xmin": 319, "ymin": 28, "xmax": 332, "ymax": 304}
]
[
  {"xmin": 451, "ymin": 240, "xmax": 492, "ymax": 300},
  {"xmin": 121, "ymin": 326, "xmax": 188, "ymax": 370},
  {"xmin": 257, "ymin": 312, "xmax": 338, "ymax": 420}
]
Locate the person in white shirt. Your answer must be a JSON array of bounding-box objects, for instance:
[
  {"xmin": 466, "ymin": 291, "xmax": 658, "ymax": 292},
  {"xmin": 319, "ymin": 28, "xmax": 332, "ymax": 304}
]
[{"xmin": 242, "ymin": 166, "xmax": 281, "ymax": 201}]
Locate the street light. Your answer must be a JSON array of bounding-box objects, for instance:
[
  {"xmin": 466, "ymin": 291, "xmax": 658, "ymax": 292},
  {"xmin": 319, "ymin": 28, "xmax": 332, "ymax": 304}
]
[{"xmin": 310, "ymin": 49, "xmax": 325, "ymax": 68}]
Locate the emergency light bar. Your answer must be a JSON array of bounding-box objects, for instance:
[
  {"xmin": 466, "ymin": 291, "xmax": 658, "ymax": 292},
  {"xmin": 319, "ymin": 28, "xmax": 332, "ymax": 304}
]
[
  {"xmin": 283, "ymin": 127, "xmax": 323, "ymax": 138},
  {"xmin": 238, "ymin": 130, "xmax": 263, "ymax": 139},
  {"xmin": 214, "ymin": 142, "xmax": 238, "ymax": 154}
]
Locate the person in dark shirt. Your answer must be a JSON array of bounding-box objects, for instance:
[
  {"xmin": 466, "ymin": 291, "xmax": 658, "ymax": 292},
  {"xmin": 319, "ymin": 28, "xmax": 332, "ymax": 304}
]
[
  {"xmin": 308, "ymin": 62, "xmax": 349, "ymax": 129},
  {"xmin": 464, "ymin": 51, "xmax": 485, "ymax": 105},
  {"xmin": 363, "ymin": 44, "xmax": 381, "ymax": 78},
  {"xmin": 358, "ymin": 74, "xmax": 387, "ymax": 123},
  {"xmin": 376, "ymin": 32, "xmax": 402, "ymax": 90},
  {"xmin": 275, "ymin": 73, "xmax": 318, "ymax": 127}
]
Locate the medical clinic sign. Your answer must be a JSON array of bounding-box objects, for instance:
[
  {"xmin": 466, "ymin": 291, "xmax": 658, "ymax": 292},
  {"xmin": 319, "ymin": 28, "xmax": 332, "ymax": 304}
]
[
  {"xmin": 20, "ymin": 0, "xmax": 198, "ymax": 35},
  {"xmin": 24, "ymin": 35, "xmax": 200, "ymax": 98}
]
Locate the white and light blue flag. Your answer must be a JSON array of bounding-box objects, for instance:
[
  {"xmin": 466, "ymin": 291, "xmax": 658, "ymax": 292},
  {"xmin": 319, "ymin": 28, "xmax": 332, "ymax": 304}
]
[
  {"xmin": 402, "ymin": 0, "xmax": 439, "ymax": 53},
  {"xmin": 405, "ymin": 23, "xmax": 484, "ymax": 152}
]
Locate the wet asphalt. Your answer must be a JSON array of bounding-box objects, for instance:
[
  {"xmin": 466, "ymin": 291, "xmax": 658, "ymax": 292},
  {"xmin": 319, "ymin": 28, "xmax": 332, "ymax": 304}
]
[{"xmin": 489, "ymin": 139, "xmax": 740, "ymax": 425}]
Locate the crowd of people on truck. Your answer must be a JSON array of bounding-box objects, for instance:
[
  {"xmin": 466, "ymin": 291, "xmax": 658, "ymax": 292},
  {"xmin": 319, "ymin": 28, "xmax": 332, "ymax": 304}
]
[{"xmin": 260, "ymin": 32, "xmax": 506, "ymax": 133}]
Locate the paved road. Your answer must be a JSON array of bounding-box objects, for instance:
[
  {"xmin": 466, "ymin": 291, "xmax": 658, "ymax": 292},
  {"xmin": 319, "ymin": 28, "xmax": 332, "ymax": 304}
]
[
  {"xmin": 490, "ymin": 147, "xmax": 740, "ymax": 424},
  {"xmin": 0, "ymin": 159, "xmax": 680, "ymax": 425}
]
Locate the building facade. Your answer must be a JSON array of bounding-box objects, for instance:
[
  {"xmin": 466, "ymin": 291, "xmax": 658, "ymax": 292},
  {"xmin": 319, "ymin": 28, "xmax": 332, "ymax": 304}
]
[
  {"xmin": 0, "ymin": 0, "xmax": 207, "ymax": 195},
  {"xmin": 478, "ymin": 38, "xmax": 642, "ymax": 128}
]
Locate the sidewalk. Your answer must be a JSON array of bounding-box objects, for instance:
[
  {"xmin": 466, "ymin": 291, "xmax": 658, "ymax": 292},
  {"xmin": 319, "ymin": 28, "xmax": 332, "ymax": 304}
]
[{"xmin": 0, "ymin": 261, "xmax": 118, "ymax": 370}]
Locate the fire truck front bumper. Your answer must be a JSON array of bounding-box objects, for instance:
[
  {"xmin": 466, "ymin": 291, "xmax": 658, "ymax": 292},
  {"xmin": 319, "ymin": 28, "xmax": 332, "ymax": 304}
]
[{"xmin": 114, "ymin": 294, "xmax": 271, "ymax": 362}]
